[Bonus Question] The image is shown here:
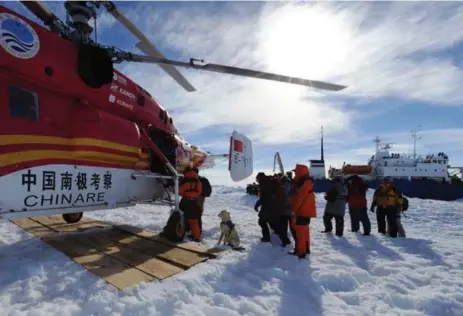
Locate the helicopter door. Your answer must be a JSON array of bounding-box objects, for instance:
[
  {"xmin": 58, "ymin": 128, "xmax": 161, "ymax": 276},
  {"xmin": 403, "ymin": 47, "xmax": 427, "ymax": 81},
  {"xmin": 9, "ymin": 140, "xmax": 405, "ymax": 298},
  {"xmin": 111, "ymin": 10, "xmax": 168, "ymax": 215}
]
[{"xmin": 148, "ymin": 127, "xmax": 177, "ymax": 171}]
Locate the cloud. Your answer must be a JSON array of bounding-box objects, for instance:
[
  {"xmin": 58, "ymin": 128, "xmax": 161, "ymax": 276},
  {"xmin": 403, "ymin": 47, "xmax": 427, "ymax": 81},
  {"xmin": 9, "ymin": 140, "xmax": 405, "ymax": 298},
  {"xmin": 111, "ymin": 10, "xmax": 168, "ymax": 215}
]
[
  {"xmin": 113, "ymin": 1, "xmax": 463, "ymax": 152},
  {"xmin": 116, "ymin": 1, "xmax": 360, "ymax": 147},
  {"xmin": 90, "ymin": 11, "xmax": 117, "ymax": 34},
  {"xmin": 7, "ymin": 1, "xmax": 462, "ymax": 186}
]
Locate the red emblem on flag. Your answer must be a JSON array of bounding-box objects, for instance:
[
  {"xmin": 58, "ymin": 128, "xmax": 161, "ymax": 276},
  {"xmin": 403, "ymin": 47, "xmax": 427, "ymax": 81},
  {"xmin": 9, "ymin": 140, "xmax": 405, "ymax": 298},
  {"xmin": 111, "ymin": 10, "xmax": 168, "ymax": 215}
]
[{"xmin": 233, "ymin": 139, "xmax": 243, "ymax": 152}]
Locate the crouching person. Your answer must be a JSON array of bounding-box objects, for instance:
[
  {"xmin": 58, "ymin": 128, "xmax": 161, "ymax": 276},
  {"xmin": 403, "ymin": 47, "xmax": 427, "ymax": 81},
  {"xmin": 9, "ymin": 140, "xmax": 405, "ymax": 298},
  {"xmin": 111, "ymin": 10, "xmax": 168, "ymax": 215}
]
[
  {"xmin": 289, "ymin": 164, "xmax": 316, "ymax": 258},
  {"xmin": 179, "ymin": 167, "xmax": 203, "ymax": 242}
]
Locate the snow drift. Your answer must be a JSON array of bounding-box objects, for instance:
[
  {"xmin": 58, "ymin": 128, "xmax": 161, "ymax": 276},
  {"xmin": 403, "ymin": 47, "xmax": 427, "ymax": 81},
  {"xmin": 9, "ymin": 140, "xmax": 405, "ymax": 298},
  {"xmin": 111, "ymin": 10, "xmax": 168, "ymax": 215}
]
[{"xmin": 1, "ymin": 187, "xmax": 462, "ymax": 316}]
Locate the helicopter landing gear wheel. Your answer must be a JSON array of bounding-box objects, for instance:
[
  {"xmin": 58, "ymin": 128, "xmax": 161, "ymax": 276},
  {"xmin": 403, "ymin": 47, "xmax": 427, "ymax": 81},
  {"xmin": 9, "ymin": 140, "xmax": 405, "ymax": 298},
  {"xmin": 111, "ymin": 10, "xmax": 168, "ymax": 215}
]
[
  {"xmin": 160, "ymin": 211, "xmax": 185, "ymax": 242},
  {"xmin": 62, "ymin": 212, "xmax": 83, "ymax": 224}
]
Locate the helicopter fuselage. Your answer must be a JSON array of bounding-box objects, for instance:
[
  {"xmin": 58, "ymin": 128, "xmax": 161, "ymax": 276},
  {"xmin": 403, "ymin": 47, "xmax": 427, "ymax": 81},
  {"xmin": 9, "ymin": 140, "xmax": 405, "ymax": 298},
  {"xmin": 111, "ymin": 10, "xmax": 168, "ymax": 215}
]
[
  {"xmin": 0, "ymin": 5, "xmax": 208, "ymax": 176},
  {"xmin": 0, "ymin": 5, "xmax": 213, "ymax": 218}
]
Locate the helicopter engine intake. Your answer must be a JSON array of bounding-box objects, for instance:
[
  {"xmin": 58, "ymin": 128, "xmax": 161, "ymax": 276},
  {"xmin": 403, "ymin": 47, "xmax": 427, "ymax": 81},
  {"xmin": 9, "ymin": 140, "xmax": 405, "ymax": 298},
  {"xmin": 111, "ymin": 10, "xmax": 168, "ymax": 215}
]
[{"xmin": 77, "ymin": 44, "xmax": 114, "ymax": 88}]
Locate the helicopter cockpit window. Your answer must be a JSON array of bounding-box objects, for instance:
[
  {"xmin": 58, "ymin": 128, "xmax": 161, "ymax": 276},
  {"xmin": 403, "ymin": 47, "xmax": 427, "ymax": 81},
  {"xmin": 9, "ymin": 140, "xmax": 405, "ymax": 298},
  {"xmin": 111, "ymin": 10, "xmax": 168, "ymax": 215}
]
[
  {"xmin": 136, "ymin": 93, "xmax": 145, "ymax": 107},
  {"xmin": 9, "ymin": 86, "xmax": 38, "ymax": 121},
  {"xmin": 159, "ymin": 109, "xmax": 169, "ymax": 124},
  {"xmin": 159, "ymin": 109, "xmax": 165, "ymax": 120}
]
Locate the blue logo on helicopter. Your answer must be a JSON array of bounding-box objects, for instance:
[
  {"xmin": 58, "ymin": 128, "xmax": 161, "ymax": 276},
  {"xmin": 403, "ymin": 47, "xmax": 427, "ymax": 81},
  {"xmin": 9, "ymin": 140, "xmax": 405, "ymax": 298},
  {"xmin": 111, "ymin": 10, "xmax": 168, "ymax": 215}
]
[{"xmin": 0, "ymin": 13, "xmax": 40, "ymax": 59}]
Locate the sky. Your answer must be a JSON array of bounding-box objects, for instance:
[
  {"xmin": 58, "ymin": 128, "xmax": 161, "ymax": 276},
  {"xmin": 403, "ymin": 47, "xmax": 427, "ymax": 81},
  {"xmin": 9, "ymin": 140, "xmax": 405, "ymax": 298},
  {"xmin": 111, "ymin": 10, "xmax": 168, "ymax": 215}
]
[{"xmin": 3, "ymin": 0, "xmax": 463, "ymax": 186}]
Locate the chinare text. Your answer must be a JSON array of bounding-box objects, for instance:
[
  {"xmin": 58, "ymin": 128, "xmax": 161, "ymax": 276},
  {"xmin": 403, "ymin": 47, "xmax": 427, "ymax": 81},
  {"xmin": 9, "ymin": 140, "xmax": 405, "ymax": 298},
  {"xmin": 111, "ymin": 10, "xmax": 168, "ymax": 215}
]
[{"xmin": 24, "ymin": 192, "xmax": 106, "ymax": 207}]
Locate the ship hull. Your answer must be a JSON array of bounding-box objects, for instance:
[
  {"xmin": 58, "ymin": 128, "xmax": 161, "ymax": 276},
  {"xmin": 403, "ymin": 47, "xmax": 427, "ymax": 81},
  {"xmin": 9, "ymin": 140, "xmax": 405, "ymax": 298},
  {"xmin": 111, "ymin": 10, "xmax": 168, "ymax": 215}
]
[{"xmin": 312, "ymin": 179, "xmax": 463, "ymax": 201}]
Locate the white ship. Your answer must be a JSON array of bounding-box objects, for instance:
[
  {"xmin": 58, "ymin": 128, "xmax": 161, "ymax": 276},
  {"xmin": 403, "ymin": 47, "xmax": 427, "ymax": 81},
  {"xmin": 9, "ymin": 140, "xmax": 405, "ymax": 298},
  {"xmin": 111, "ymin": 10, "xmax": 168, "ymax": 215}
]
[
  {"xmin": 329, "ymin": 130, "xmax": 452, "ymax": 183},
  {"xmin": 367, "ymin": 136, "xmax": 449, "ymax": 182}
]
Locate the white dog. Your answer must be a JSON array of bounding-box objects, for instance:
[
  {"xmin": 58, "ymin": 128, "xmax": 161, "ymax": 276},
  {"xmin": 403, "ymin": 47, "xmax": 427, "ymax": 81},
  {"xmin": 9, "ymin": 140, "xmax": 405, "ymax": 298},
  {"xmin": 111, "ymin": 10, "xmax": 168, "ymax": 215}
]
[{"xmin": 217, "ymin": 210, "xmax": 244, "ymax": 251}]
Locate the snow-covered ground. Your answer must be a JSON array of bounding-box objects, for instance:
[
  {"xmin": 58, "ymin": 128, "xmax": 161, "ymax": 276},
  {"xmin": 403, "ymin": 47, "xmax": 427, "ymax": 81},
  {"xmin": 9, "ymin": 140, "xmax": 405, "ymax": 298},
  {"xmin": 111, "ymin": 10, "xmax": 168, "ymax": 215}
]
[{"xmin": 1, "ymin": 187, "xmax": 463, "ymax": 316}]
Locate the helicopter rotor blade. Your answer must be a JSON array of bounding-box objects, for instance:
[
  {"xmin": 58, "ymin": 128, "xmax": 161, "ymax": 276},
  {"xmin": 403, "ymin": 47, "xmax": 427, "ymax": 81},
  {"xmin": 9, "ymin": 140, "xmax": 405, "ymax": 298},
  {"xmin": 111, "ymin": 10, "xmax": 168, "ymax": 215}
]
[
  {"xmin": 19, "ymin": 0, "xmax": 68, "ymax": 35},
  {"xmin": 195, "ymin": 62, "xmax": 347, "ymax": 91},
  {"xmin": 101, "ymin": 1, "xmax": 196, "ymax": 92},
  {"xmin": 114, "ymin": 52, "xmax": 347, "ymax": 91},
  {"xmin": 135, "ymin": 42, "xmax": 196, "ymax": 92},
  {"xmin": 19, "ymin": 0, "xmax": 56, "ymax": 25}
]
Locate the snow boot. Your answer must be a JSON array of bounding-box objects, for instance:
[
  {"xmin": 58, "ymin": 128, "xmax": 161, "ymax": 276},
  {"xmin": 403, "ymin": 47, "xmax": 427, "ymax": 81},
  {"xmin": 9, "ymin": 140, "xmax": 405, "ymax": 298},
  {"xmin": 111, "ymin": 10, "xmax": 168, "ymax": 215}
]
[
  {"xmin": 281, "ymin": 239, "xmax": 291, "ymax": 247},
  {"xmin": 289, "ymin": 246, "xmax": 310, "ymax": 257},
  {"xmin": 186, "ymin": 235, "xmax": 201, "ymax": 243}
]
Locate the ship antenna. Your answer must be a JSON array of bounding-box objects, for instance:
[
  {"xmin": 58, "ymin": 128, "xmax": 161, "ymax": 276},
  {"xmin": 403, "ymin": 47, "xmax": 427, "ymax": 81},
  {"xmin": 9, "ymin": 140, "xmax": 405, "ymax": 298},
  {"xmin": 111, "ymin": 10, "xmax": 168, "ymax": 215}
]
[
  {"xmin": 411, "ymin": 126, "xmax": 422, "ymax": 159},
  {"xmin": 321, "ymin": 126, "xmax": 324, "ymax": 161}
]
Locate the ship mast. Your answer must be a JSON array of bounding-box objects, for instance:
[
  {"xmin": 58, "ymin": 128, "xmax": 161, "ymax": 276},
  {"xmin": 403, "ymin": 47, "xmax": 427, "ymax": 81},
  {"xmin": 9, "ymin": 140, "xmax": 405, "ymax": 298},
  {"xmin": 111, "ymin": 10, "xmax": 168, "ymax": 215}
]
[
  {"xmin": 411, "ymin": 126, "xmax": 422, "ymax": 159},
  {"xmin": 373, "ymin": 136, "xmax": 381, "ymax": 153},
  {"xmin": 320, "ymin": 126, "xmax": 324, "ymax": 161}
]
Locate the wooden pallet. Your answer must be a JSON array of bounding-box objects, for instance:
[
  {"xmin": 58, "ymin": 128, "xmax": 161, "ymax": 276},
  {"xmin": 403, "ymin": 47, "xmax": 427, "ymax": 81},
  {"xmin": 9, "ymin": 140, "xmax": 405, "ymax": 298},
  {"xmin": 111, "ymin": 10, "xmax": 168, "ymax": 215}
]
[{"xmin": 11, "ymin": 215, "xmax": 225, "ymax": 290}]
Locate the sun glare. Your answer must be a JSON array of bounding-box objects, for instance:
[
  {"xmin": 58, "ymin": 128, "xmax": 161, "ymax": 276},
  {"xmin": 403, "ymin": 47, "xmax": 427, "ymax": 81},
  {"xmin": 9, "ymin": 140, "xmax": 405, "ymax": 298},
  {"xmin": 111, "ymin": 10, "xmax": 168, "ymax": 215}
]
[{"xmin": 256, "ymin": 5, "xmax": 353, "ymax": 80}]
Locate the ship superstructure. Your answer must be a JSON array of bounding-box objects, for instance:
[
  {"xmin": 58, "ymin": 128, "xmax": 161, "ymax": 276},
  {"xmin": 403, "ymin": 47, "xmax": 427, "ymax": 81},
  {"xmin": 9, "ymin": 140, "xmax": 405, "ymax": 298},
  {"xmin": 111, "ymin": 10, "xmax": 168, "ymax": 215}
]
[{"xmin": 328, "ymin": 130, "xmax": 450, "ymax": 182}]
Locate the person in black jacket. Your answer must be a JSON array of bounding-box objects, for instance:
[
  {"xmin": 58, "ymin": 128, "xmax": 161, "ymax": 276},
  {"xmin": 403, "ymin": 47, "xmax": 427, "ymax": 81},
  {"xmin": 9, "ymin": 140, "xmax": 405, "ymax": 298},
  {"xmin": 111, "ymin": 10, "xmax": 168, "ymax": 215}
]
[
  {"xmin": 279, "ymin": 173, "xmax": 293, "ymax": 246},
  {"xmin": 346, "ymin": 175, "xmax": 371, "ymax": 235},
  {"xmin": 194, "ymin": 167, "xmax": 212, "ymax": 234},
  {"xmin": 254, "ymin": 173, "xmax": 289, "ymax": 245}
]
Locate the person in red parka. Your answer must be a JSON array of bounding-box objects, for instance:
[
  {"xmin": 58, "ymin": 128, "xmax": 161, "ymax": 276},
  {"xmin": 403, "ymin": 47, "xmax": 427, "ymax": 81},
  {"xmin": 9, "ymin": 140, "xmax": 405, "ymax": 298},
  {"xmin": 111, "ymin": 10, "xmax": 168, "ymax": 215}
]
[
  {"xmin": 289, "ymin": 164, "xmax": 317, "ymax": 258},
  {"xmin": 346, "ymin": 175, "xmax": 371, "ymax": 236}
]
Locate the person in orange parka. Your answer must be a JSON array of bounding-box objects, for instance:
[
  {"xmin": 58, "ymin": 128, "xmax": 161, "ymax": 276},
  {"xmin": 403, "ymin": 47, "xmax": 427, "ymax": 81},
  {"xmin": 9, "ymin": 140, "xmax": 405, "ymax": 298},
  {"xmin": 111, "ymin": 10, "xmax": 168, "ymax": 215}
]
[
  {"xmin": 289, "ymin": 164, "xmax": 317, "ymax": 258},
  {"xmin": 179, "ymin": 167, "xmax": 203, "ymax": 242}
]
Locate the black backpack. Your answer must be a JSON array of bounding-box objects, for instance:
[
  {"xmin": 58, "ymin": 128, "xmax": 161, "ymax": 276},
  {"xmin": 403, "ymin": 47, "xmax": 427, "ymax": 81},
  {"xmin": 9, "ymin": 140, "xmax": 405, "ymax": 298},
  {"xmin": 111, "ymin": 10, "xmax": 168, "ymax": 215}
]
[
  {"xmin": 402, "ymin": 197, "xmax": 409, "ymax": 211},
  {"xmin": 324, "ymin": 187, "xmax": 338, "ymax": 202},
  {"xmin": 391, "ymin": 186, "xmax": 408, "ymax": 211},
  {"xmin": 200, "ymin": 177, "xmax": 212, "ymax": 197}
]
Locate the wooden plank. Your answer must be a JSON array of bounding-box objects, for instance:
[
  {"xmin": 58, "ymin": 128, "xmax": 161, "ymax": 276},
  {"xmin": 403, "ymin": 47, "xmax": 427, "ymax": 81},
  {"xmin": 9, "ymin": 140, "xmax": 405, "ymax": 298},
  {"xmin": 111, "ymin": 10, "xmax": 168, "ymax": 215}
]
[
  {"xmin": 115, "ymin": 224, "xmax": 224, "ymax": 257},
  {"xmin": 43, "ymin": 235, "xmax": 155, "ymax": 290},
  {"xmin": 34, "ymin": 215, "xmax": 96, "ymax": 225},
  {"xmin": 101, "ymin": 228, "xmax": 210, "ymax": 269},
  {"xmin": 71, "ymin": 229, "xmax": 184, "ymax": 280},
  {"xmin": 12, "ymin": 216, "xmax": 222, "ymax": 290},
  {"xmin": 32, "ymin": 215, "xmax": 110, "ymax": 233},
  {"xmin": 10, "ymin": 218, "xmax": 56, "ymax": 237}
]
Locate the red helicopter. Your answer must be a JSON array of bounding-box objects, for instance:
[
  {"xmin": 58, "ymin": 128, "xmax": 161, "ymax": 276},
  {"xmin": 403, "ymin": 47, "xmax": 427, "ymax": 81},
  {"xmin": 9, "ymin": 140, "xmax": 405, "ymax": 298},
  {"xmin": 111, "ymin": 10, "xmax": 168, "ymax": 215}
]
[{"xmin": 0, "ymin": 1, "xmax": 346, "ymax": 240}]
